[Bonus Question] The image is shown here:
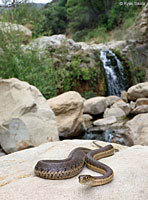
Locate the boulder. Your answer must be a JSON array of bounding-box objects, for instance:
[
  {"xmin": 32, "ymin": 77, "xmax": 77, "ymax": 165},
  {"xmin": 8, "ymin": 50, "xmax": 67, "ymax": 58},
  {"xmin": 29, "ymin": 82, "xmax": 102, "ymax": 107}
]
[
  {"xmin": 121, "ymin": 91, "xmax": 128, "ymax": 103},
  {"xmin": 131, "ymin": 105, "xmax": 148, "ymax": 114},
  {"xmin": 0, "ymin": 140, "xmax": 148, "ymax": 200},
  {"xmin": 47, "ymin": 91, "xmax": 84, "ymax": 138},
  {"xmin": 112, "ymin": 132, "xmax": 134, "ymax": 146},
  {"xmin": 127, "ymin": 82, "xmax": 148, "ymax": 101},
  {"xmin": 93, "ymin": 116, "xmax": 117, "ymax": 126},
  {"xmin": 104, "ymin": 99, "xmax": 130, "ymax": 119},
  {"xmin": 0, "ymin": 148, "xmax": 6, "ymax": 157},
  {"xmin": 106, "ymin": 96, "xmax": 121, "ymax": 107},
  {"xmin": 135, "ymin": 98, "xmax": 148, "ymax": 106},
  {"xmin": 0, "ymin": 22, "xmax": 32, "ymax": 42},
  {"xmin": 84, "ymin": 97, "xmax": 107, "ymax": 115},
  {"xmin": 112, "ymin": 100, "xmax": 131, "ymax": 115},
  {"xmin": 83, "ymin": 114, "xmax": 93, "ymax": 128},
  {"xmin": 126, "ymin": 113, "xmax": 148, "ymax": 145},
  {"xmin": 0, "ymin": 78, "xmax": 59, "ymax": 153},
  {"xmin": 104, "ymin": 107, "xmax": 126, "ymax": 119}
]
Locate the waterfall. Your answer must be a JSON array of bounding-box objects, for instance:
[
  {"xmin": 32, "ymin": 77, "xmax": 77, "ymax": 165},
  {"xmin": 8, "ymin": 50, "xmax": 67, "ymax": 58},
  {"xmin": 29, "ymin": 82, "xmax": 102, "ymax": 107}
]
[{"xmin": 100, "ymin": 50, "xmax": 126, "ymax": 96}]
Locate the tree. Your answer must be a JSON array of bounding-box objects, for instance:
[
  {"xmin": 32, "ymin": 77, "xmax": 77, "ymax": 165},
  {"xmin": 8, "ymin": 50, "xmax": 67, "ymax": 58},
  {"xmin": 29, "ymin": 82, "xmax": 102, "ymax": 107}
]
[
  {"xmin": 1, "ymin": 0, "xmax": 26, "ymax": 8},
  {"xmin": 39, "ymin": 0, "xmax": 67, "ymax": 35},
  {"xmin": 66, "ymin": 0, "xmax": 115, "ymax": 32},
  {"xmin": 0, "ymin": 0, "xmax": 28, "ymax": 20}
]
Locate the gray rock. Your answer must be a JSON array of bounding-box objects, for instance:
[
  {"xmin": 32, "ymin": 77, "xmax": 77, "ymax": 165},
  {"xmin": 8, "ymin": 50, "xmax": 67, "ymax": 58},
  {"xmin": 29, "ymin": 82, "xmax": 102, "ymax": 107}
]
[
  {"xmin": 127, "ymin": 82, "xmax": 148, "ymax": 101},
  {"xmin": 106, "ymin": 96, "xmax": 121, "ymax": 107},
  {"xmin": 126, "ymin": 113, "xmax": 148, "ymax": 145},
  {"xmin": 83, "ymin": 114, "xmax": 93, "ymax": 128},
  {"xmin": 84, "ymin": 97, "xmax": 107, "ymax": 115},
  {"xmin": 135, "ymin": 98, "xmax": 148, "ymax": 106},
  {"xmin": 0, "ymin": 78, "xmax": 59, "ymax": 153},
  {"xmin": 25, "ymin": 35, "xmax": 66, "ymax": 50},
  {"xmin": 104, "ymin": 107, "xmax": 126, "ymax": 119},
  {"xmin": 93, "ymin": 116, "xmax": 117, "ymax": 126},
  {"xmin": 131, "ymin": 105, "xmax": 148, "ymax": 114},
  {"xmin": 112, "ymin": 100, "xmax": 131, "ymax": 115}
]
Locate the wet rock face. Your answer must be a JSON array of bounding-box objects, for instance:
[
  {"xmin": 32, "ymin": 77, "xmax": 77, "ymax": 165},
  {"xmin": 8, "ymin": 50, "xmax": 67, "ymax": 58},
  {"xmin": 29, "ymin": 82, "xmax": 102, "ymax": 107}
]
[{"xmin": 0, "ymin": 78, "xmax": 59, "ymax": 153}]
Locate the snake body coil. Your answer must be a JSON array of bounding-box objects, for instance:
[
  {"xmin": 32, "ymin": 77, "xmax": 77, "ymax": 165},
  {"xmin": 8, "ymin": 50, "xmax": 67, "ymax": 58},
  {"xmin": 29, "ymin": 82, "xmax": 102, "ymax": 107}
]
[{"xmin": 34, "ymin": 145, "xmax": 114, "ymax": 186}]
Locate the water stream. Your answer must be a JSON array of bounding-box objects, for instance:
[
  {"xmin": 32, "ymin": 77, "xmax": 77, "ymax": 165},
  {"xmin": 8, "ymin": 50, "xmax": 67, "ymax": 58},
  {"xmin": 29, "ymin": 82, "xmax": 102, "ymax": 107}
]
[{"xmin": 100, "ymin": 50, "xmax": 126, "ymax": 96}]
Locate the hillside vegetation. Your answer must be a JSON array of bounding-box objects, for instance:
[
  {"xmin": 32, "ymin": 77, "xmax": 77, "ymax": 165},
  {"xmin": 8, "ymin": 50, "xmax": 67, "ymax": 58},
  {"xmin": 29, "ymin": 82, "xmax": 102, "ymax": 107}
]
[
  {"xmin": 0, "ymin": 0, "xmax": 147, "ymax": 99},
  {"xmin": 0, "ymin": 0, "xmax": 145, "ymax": 42}
]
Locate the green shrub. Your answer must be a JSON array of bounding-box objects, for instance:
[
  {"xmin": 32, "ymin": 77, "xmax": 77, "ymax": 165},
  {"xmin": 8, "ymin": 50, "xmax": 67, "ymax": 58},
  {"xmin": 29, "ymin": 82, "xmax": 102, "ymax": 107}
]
[
  {"xmin": 0, "ymin": 29, "xmax": 58, "ymax": 98},
  {"xmin": 72, "ymin": 29, "xmax": 88, "ymax": 42}
]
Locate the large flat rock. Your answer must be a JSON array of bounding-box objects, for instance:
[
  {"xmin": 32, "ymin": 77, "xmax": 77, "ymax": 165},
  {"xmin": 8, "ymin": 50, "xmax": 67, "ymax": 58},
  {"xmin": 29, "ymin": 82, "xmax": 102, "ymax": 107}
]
[{"xmin": 0, "ymin": 140, "xmax": 148, "ymax": 200}]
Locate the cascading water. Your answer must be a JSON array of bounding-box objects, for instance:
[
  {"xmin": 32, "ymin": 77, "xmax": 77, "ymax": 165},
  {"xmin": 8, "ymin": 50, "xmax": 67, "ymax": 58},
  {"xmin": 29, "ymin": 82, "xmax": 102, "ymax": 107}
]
[{"xmin": 100, "ymin": 50, "xmax": 126, "ymax": 96}]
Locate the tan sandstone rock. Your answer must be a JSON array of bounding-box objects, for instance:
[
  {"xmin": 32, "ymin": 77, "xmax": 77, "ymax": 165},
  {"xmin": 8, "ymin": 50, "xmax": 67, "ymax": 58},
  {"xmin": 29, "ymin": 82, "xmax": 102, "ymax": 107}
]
[
  {"xmin": 106, "ymin": 96, "xmax": 121, "ymax": 107},
  {"xmin": 127, "ymin": 82, "xmax": 148, "ymax": 101},
  {"xmin": 135, "ymin": 97, "xmax": 148, "ymax": 106},
  {"xmin": 93, "ymin": 116, "xmax": 117, "ymax": 126},
  {"xmin": 83, "ymin": 114, "xmax": 93, "ymax": 128},
  {"xmin": 84, "ymin": 96, "xmax": 107, "ymax": 115},
  {"xmin": 126, "ymin": 113, "xmax": 148, "ymax": 145},
  {"xmin": 104, "ymin": 100, "xmax": 130, "ymax": 119},
  {"xmin": 131, "ymin": 97, "xmax": 148, "ymax": 114},
  {"xmin": 112, "ymin": 100, "xmax": 131, "ymax": 115},
  {"xmin": 0, "ymin": 140, "xmax": 148, "ymax": 200},
  {"xmin": 131, "ymin": 105, "xmax": 148, "ymax": 114},
  {"xmin": 0, "ymin": 78, "xmax": 59, "ymax": 153},
  {"xmin": 47, "ymin": 91, "xmax": 84, "ymax": 138}
]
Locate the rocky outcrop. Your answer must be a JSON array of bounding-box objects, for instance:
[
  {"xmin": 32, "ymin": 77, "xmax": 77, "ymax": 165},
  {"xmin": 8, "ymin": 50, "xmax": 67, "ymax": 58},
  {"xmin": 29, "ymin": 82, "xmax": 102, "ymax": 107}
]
[
  {"xmin": 0, "ymin": 22, "xmax": 32, "ymax": 43},
  {"xmin": 0, "ymin": 78, "xmax": 59, "ymax": 153},
  {"xmin": 127, "ymin": 82, "xmax": 148, "ymax": 100},
  {"xmin": 125, "ymin": 3, "xmax": 148, "ymax": 43},
  {"xmin": 25, "ymin": 35, "xmax": 66, "ymax": 50},
  {"xmin": 25, "ymin": 34, "xmax": 127, "ymax": 53},
  {"xmin": 47, "ymin": 91, "xmax": 84, "ymax": 138},
  {"xmin": 126, "ymin": 113, "xmax": 148, "ymax": 145},
  {"xmin": 0, "ymin": 140, "xmax": 148, "ymax": 200},
  {"xmin": 84, "ymin": 97, "xmax": 107, "ymax": 115},
  {"xmin": 122, "ymin": 3, "xmax": 148, "ymax": 81}
]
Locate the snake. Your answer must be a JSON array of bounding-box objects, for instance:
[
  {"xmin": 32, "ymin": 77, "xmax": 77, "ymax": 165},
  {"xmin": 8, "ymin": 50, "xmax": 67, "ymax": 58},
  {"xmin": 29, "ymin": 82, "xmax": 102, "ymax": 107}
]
[{"xmin": 34, "ymin": 144, "xmax": 114, "ymax": 186}]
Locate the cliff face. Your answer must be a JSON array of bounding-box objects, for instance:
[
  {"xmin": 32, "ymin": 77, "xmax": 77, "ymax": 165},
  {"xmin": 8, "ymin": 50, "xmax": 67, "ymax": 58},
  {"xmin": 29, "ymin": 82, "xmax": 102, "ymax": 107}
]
[
  {"xmin": 126, "ymin": 3, "xmax": 148, "ymax": 43},
  {"xmin": 121, "ymin": 3, "xmax": 148, "ymax": 82}
]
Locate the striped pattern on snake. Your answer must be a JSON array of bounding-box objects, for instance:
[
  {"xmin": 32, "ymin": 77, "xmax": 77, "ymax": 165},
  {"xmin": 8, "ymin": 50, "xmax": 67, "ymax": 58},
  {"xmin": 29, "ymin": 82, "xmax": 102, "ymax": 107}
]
[{"xmin": 34, "ymin": 145, "xmax": 114, "ymax": 186}]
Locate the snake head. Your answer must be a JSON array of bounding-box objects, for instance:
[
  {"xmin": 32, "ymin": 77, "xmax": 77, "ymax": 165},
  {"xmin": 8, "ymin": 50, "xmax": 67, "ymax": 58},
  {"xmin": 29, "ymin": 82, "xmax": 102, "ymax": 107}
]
[{"xmin": 78, "ymin": 175, "xmax": 93, "ymax": 186}]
